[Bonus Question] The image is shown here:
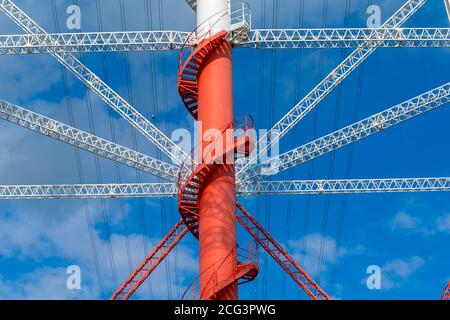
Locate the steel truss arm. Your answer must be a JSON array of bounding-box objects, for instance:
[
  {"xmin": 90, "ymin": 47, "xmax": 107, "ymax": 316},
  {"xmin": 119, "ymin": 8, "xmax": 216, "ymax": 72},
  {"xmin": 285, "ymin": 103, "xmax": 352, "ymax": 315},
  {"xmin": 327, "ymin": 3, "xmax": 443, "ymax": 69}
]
[
  {"xmin": 0, "ymin": 0, "xmax": 187, "ymax": 164},
  {"xmin": 1, "ymin": 28, "xmax": 449, "ymax": 55},
  {"xmin": 236, "ymin": 203, "xmax": 330, "ymax": 300},
  {"xmin": 0, "ymin": 183, "xmax": 177, "ymax": 200},
  {"xmin": 111, "ymin": 218, "xmax": 188, "ymax": 300},
  {"xmin": 239, "ymin": 82, "xmax": 450, "ymax": 181},
  {"xmin": 236, "ymin": 0, "xmax": 426, "ymax": 178},
  {"xmin": 3, "ymin": 177, "xmax": 449, "ymax": 200},
  {"xmin": 238, "ymin": 178, "xmax": 450, "ymax": 196},
  {"xmin": 0, "ymin": 100, "xmax": 180, "ymax": 183},
  {"xmin": 242, "ymin": 28, "xmax": 450, "ymax": 49},
  {"xmin": 0, "ymin": 31, "xmax": 189, "ymax": 55}
]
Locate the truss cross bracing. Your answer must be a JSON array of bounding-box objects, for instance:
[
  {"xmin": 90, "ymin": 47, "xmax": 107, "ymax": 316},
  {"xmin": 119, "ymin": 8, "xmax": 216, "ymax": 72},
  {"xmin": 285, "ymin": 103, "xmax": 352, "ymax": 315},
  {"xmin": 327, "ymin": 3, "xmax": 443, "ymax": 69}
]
[{"xmin": 1, "ymin": 28, "xmax": 450, "ymax": 55}]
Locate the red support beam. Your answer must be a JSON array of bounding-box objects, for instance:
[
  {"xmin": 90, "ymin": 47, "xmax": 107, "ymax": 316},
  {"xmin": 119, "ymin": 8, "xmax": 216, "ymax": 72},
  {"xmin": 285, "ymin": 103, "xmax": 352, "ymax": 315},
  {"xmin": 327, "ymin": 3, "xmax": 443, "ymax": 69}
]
[
  {"xmin": 236, "ymin": 203, "xmax": 331, "ymax": 300},
  {"xmin": 441, "ymin": 281, "xmax": 450, "ymax": 300},
  {"xmin": 110, "ymin": 218, "xmax": 188, "ymax": 300}
]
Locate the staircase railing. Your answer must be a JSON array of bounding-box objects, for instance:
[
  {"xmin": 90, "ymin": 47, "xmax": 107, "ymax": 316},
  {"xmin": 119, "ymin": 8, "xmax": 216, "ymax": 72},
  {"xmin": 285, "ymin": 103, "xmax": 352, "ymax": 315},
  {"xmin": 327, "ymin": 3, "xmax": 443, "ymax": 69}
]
[
  {"xmin": 181, "ymin": 241, "xmax": 258, "ymax": 300},
  {"xmin": 179, "ymin": 2, "xmax": 252, "ymax": 70},
  {"xmin": 177, "ymin": 115, "xmax": 254, "ymax": 191}
]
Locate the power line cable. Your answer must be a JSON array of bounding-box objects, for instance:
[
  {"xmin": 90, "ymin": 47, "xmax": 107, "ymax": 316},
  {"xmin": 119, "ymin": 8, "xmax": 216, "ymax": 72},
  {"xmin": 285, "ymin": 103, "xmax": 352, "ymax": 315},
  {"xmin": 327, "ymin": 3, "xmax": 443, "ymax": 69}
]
[
  {"xmin": 94, "ymin": 0, "xmax": 132, "ymax": 292},
  {"xmin": 118, "ymin": 0, "xmax": 152, "ymax": 300},
  {"xmin": 328, "ymin": 0, "xmax": 372, "ymax": 296},
  {"xmin": 316, "ymin": 0, "xmax": 352, "ymax": 284},
  {"xmin": 281, "ymin": 0, "xmax": 304, "ymax": 299},
  {"xmin": 299, "ymin": 0, "xmax": 329, "ymax": 298},
  {"xmin": 254, "ymin": 0, "xmax": 267, "ymax": 300},
  {"xmin": 156, "ymin": 0, "xmax": 175, "ymax": 299},
  {"xmin": 262, "ymin": 0, "xmax": 279, "ymax": 300},
  {"xmin": 329, "ymin": 0, "xmax": 372, "ymax": 295},
  {"xmin": 72, "ymin": 0, "xmax": 124, "ymax": 299},
  {"xmin": 51, "ymin": 0, "xmax": 104, "ymax": 298}
]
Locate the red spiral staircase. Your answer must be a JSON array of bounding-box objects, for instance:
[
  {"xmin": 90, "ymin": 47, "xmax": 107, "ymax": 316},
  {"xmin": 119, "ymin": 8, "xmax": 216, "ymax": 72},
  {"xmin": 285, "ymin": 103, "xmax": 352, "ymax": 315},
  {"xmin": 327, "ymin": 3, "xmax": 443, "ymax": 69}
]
[
  {"xmin": 182, "ymin": 243, "xmax": 259, "ymax": 300},
  {"xmin": 177, "ymin": 29, "xmax": 258, "ymax": 299},
  {"xmin": 112, "ymin": 23, "xmax": 330, "ymax": 303},
  {"xmin": 178, "ymin": 30, "xmax": 229, "ymax": 119}
]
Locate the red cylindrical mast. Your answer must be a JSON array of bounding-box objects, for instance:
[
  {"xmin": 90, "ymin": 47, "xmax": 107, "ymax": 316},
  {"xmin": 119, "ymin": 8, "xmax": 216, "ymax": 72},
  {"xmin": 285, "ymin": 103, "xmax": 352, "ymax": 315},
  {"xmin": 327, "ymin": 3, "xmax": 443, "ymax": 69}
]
[{"xmin": 196, "ymin": 0, "xmax": 237, "ymax": 300}]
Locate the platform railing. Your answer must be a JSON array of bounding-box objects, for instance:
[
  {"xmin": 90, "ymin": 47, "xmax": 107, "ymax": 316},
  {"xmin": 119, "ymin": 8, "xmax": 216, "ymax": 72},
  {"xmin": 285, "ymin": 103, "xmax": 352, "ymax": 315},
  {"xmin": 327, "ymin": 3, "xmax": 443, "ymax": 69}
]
[
  {"xmin": 177, "ymin": 114, "xmax": 255, "ymax": 193},
  {"xmin": 230, "ymin": 2, "xmax": 252, "ymax": 31},
  {"xmin": 178, "ymin": 2, "xmax": 252, "ymax": 70},
  {"xmin": 178, "ymin": 9, "xmax": 229, "ymax": 74},
  {"xmin": 181, "ymin": 241, "xmax": 258, "ymax": 300}
]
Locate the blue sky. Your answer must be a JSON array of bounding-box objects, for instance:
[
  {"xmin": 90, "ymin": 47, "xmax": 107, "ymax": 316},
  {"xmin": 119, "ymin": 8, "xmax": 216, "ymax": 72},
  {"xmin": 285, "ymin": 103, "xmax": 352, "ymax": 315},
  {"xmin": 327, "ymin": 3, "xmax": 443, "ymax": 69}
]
[{"xmin": 0, "ymin": 0, "xmax": 449, "ymax": 300}]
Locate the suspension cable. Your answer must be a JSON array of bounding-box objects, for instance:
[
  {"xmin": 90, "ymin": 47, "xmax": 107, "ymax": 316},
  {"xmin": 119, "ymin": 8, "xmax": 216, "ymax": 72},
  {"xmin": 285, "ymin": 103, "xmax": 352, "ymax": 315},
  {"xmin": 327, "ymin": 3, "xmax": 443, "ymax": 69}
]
[
  {"xmin": 262, "ymin": 0, "xmax": 280, "ymax": 300},
  {"xmin": 281, "ymin": 0, "xmax": 305, "ymax": 299},
  {"xmin": 300, "ymin": 0, "xmax": 330, "ymax": 297},
  {"xmin": 317, "ymin": 0, "xmax": 352, "ymax": 284},
  {"xmin": 94, "ymin": 0, "xmax": 124, "ymax": 290},
  {"xmin": 118, "ymin": 0, "xmax": 153, "ymax": 300},
  {"xmin": 51, "ymin": 0, "xmax": 104, "ymax": 298},
  {"xmin": 255, "ymin": 0, "xmax": 267, "ymax": 300},
  {"xmin": 329, "ymin": 0, "xmax": 372, "ymax": 294}
]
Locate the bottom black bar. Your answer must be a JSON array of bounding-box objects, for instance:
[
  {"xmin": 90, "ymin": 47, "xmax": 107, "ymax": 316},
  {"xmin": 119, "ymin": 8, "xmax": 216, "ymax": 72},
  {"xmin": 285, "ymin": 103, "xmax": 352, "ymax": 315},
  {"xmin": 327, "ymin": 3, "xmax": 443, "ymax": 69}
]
[{"xmin": 0, "ymin": 300, "xmax": 447, "ymax": 318}]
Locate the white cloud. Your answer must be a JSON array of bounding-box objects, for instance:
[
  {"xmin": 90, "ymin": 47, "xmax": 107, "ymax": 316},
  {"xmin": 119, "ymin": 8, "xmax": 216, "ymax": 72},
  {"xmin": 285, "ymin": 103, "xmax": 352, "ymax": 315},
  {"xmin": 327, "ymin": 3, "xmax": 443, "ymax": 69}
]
[
  {"xmin": 0, "ymin": 56, "xmax": 61, "ymax": 103},
  {"xmin": 389, "ymin": 212, "xmax": 421, "ymax": 230},
  {"xmin": 0, "ymin": 0, "xmax": 196, "ymax": 300},
  {"xmin": 381, "ymin": 256, "xmax": 425, "ymax": 290},
  {"xmin": 388, "ymin": 211, "xmax": 450, "ymax": 236},
  {"xmin": 0, "ymin": 267, "xmax": 98, "ymax": 300},
  {"xmin": 0, "ymin": 0, "xmax": 445, "ymax": 300},
  {"xmin": 0, "ymin": 200, "xmax": 197, "ymax": 299},
  {"xmin": 289, "ymin": 233, "xmax": 337, "ymax": 276},
  {"xmin": 288, "ymin": 233, "xmax": 364, "ymax": 278},
  {"xmin": 436, "ymin": 214, "xmax": 450, "ymax": 233}
]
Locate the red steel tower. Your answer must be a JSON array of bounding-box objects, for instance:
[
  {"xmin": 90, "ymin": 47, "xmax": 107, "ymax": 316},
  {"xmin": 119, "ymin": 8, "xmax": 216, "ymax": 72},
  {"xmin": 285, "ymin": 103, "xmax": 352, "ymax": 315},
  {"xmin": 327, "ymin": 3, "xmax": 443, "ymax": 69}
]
[
  {"xmin": 177, "ymin": 0, "xmax": 255, "ymax": 300},
  {"xmin": 3, "ymin": 0, "xmax": 445, "ymax": 302},
  {"xmin": 112, "ymin": 0, "xmax": 329, "ymax": 301},
  {"xmin": 196, "ymin": 0, "xmax": 237, "ymax": 300}
]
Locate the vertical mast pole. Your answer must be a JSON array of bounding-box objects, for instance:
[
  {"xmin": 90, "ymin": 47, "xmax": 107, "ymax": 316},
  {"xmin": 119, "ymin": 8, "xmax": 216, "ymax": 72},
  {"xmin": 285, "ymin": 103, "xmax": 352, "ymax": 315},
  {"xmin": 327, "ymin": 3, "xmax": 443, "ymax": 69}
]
[{"xmin": 196, "ymin": 0, "xmax": 237, "ymax": 300}]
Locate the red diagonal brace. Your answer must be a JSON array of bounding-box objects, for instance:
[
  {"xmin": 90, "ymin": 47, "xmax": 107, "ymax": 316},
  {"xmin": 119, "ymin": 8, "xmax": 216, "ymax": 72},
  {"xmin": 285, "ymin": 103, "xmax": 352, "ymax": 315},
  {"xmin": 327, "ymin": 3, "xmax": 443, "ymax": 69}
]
[
  {"xmin": 236, "ymin": 203, "xmax": 331, "ymax": 300},
  {"xmin": 441, "ymin": 281, "xmax": 450, "ymax": 300},
  {"xmin": 110, "ymin": 218, "xmax": 188, "ymax": 300}
]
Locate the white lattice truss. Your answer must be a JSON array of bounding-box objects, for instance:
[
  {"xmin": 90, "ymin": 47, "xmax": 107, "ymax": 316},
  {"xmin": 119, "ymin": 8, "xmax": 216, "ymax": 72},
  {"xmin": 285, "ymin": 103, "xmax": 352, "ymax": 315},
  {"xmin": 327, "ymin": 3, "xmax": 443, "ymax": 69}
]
[
  {"xmin": 0, "ymin": 0, "xmax": 449, "ymax": 299},
  {"xmin": 243, "ymin": 27, "xmax": 450, "ymax": 49},
  {"xmin": 0, "ymin": 27, "xmax": 449, "ymax": 55},
  {"xmin": 2, "ymin": 177, "xmax": 450, "ymax": 200},
  {"xmin": 0, "ymin": 0, "xmax": 446, "ymax": 206},
  {"xmin": 238, "ymin": 83, "xmax": 450, "ymax": 181},
  {"xmin": 235, "ymin": 0, "xmax": 428, "ymax": 175}
]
